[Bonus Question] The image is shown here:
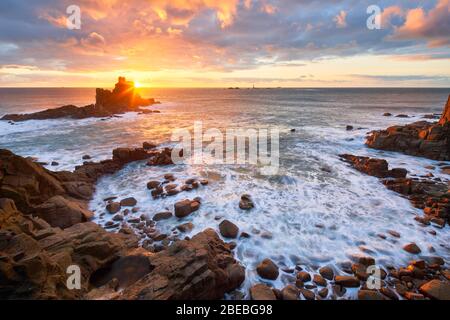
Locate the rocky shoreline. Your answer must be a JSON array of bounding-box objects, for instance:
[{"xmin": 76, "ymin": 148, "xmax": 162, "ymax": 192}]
[
  {"xmin": 1, "ymin": 77, "xmax": 160, "ymax": 122},
  {"xmin": 1, "ymin": 95, "xmax": 449, "ymax": 300},
  {"xmin": 0, "ymin": 145, "xmax": 244, "ymax": 299},
  {"xmin": 366, "ymin": 95, "xmax": 450, "ymax": 161}
]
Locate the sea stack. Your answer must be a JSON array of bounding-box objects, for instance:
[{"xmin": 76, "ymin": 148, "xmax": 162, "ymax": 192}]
[
  {"xmin": 366, "ymin": 95, "xmax": 450, "ymax": 161},
  {"xmin": 1, "ymin": 77, "xmax": 157, "ymax": 122}
]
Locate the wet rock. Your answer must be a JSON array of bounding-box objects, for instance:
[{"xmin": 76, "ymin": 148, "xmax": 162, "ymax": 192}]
[
  {"xmin": 403, "ymin": 243, "xmax": 422, "ymax": 254},
  {"xmin": 176, "ymin": 222, "xmax": 194, "ymax": 233},
  {"xmin": 419, "ymin": 280, "xmax": 450, "ymax": 300},
  {"xmin": 313, "ymin": 274, "xmax": 327, "ymax": 287},
  {"xmin": 314, "ymin": 288, "xmax": 326, "ymax": 300},
  {"xmin": 146, "ymin": 148, "xmax": 175, "ymax": 166},
  {"xmin": 358, "ymin": 290, "xmax": 385, "ymax": 300},
  {"xmin": 219, "ymin": 220, "xmax": 239, "ymax": 239},
  {"xmin": 174, "ymin": 199, "xmax": 200, "ymax": 218},
  {"xmin": 153, "ymin": 211, "xmax": 173, "ymax": 221},
  {"xmin": 164, "ymin": 173, "xmax": 175, "ymax": 181},
  {"xmin": 380, "ymin": 287, "xmax": 398, "ymax": 300},
  {"xmin": 200, "ymin": 179, "xmax": 209, "ymax": 185},
  {"xmin": 319, "ymin": 266, "xmax": 334, "ymax": 280},
  {"xmin": 82, "ymin": 155, "xmax": 91, "ymax": 160},
  {"xmin": 297, "ymin": 271, "xmax": 311, "ymax": 283},
  {"xmin": 119, "ymin": 229, "xmax": 245, "ymax": 300},
  {"xmin": 346, "ymin": 125, "xmax": 354, "ymax": 131},
  {"xmin": 51, "ymin": 161, "xmax": 59, "ymax": 166},
  {"xmin": 256, "ymin": 259, "xmax": 279, "ymax": 280},
  {"xmin": 249, "ymin": 284, "xmax": 277, "ymax": 300},
  {"xmin": 340, "ymin": 154, "xmax": 407, "ymax": 178},
  {"xmin": 388, "ymin": 230, "xmax": 401, "ymax": 238},
  {"xmin": 404, "ymin": 292, "xmax": 425, "ymax": 300},
  {"xmin": 334, "ymin": 276, "xmax": 360, "ymax": 288},
  {"xmin": 300, "ymin": 288, "xmax": 315, "ymax": 300},
  {"xmin": 239, "ymin": 194, "xmax": 254, "ymax": 210},
  {"xmin": 120, "ymin": 197, "xmax": 137, "ymax": 207},
  {"xmin": 383, "ymin": 113, "xmax": 392, "ymax": 117},
  {"xmin": 281, "ymin": 285, "xmax": 298, "ymax": 300},
  {"xmin": 260, "ymin": 231, "xmax": 273, "ymax": 239},
  {"xmin": 147, "ymin": 181, "xmax": 160, "ymax": 190},
  {"xmin": 106, "ymin": 202, "xmax": 121, "ymax": 214},
  {"xmin": 112, "ymin": 214, "xmax": 124, "ymax": 221}
]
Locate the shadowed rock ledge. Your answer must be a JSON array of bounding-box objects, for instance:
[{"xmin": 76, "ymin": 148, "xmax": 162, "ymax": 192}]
[
  {"xmin": 0, "ymin": 147, "xmax": 245, "ymax": 300},
  {"xmin": 1, "ymin": 77, "xmax": 159, "ymax": 122},
  {"xmin": 366, "ymin": 95, "xmax": 450, "ymax": 161}
]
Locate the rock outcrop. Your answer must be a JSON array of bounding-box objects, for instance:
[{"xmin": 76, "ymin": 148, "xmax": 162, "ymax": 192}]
[
  {"xmin": 1, "ymin": 77, "xmax": 157, "ymax": 122},
  {"xmin": 0, "ymin": 147, "xmax": 173, "ymax": 229},
  {"xmin": 0, "ymin": 198, "xmax": 138, "ymax": 299},
  {"xmin": 0, "ymin": 147, "xmax": 246, "ymax": 300},
  {"xmin": 340, "ymin": 154, "xmax": 449, "ymax": 227},
  {"xmin": 118, "ymin": 229, "xmax": 245, "ymax": 300},
  {"xmin": 366, "ymin": 95, "xmax": 450, "ymax": 161}
]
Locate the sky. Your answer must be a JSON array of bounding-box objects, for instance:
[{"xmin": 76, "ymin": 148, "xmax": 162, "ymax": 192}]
[{"xmin": 0, "ymin": 0, "xmax": 449, "ymax": 87}]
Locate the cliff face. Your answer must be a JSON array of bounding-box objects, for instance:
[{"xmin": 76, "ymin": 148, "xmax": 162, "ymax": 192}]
[
  {"xmin": 439, "ymin": 95, "xmax": 450, "ymax": 125},
  {"xmin": 366, "ymin": 95, "xmax": 450, "ymax": 161}
]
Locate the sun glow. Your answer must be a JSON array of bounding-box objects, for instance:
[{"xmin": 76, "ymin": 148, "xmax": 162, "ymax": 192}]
[{"xmin": 134, "ymin": 81, "xmax": 142, "ymax": 88}]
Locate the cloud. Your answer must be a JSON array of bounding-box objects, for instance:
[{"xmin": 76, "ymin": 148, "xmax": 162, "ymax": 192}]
[
  {"xmin": 390, "ymin": 0, "xmax": 450, "ymax": 47},
  {"xmin": 0, "ymin": 0, "xmax": 449, "ymax": 87},
  {"xmin": 333, "ymin": 10, "xmax": 347, "ymax": 28}
]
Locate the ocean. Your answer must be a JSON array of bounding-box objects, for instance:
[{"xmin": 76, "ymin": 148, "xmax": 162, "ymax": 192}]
[{"xmin": 1, "ymin": 87, "xmax": 449, "ymax": 298}]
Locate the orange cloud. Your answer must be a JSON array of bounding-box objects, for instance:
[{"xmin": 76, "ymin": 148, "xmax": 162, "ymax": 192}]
[
  {"xmin": 333, "ymin": 10, "xmax": 347, "ymax": 28},
  {"xmin": 381, "ymin": 6, "xmax": 403, "ymax": 28},
  {"xmin": 392, "ymin": 0, "xmax": 450, "ymax": 47}
]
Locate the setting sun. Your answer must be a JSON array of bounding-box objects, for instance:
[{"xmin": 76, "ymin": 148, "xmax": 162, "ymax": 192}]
[{"xmin": 134, "ymin": 81, "xmax": 142, "ymax": 88}]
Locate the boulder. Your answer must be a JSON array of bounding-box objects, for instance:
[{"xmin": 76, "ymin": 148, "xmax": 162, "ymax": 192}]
[
  {"xmin": 34, "ymin": 195, "xmax": 93, "ymax": 229},
  {"xmin": 249, "ymin": 284, "xmax": 277, "ymax": 300},
  {"xmin": 106, "ymin": 202, "xmax": 121, "ymax": 214},
  {"xmin": 146, "ymin": 181, "xmax": 160, "ymax": 190},
  {"xmin": 119, "ymin": 229, "xmax": 245, "ymax": 299},
  {"xmin": 419, "ymin": 280, "xmax": 450, "ymax": 300},
  {"xmin": 256, "ymin": 258, "xmax": 279, "ymax": 280},
  {"xmin": 281, "ymin": 285, "xmax": 298, "ymax": 300},
  {"xmin": 153, "ymin": 211, "xmax": 173, "ymax": 221},
  {"xmin": 239, "ymin": 194, "xmax": 254, "ymax": 210},
  {"xmin": 120, "ymin": 197, "xmax": 137, "ymax": 207},
  {"xmin": 403, "ymin": 243, "xmax": 422, "ymax": 254},
  {"xmin": 219, "ymin": 220, "xmax": 239, "ymax": 239},
  {"xmin": 174, "ymin": 199, "xmax": 200, "ymax": 218},
  {"xmin": 334, "ymin": 276, "xmax": 360, "ymax": 288},
  {"xmin": 176, "ymin": 222, "xmax": 194, "ymax": 233},
  {"xmin": 319, "ymin": 266, "xmax": 334, "ymax": 280},
  {"xmin": 358, "ymin": 290, "xmax": 385, "ymax": 300}
]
